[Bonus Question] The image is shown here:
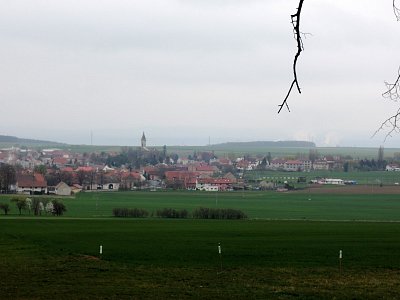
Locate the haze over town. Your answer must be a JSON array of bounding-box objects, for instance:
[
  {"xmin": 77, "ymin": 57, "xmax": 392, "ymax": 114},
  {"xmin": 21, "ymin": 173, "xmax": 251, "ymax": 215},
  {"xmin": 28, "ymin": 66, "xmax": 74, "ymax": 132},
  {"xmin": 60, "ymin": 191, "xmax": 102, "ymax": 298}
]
[{"xmin": 1, "ymin": 1, "xmax": 400, "ymax": 147}]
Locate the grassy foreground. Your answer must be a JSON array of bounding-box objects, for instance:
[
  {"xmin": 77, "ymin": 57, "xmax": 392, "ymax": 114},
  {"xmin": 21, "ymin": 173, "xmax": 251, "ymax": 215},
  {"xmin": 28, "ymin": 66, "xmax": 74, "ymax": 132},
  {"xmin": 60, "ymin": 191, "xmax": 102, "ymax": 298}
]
[{"xmin": 1, "ymin": 219, "xmax": 400, "ymax": 299}]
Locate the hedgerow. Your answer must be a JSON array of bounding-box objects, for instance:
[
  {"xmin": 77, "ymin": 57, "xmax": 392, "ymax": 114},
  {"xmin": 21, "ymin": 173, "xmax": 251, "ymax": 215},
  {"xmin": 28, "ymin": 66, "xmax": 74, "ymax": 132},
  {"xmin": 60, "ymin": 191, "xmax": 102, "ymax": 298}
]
[
  {"xmin": 113, "ymin": 207, "xmax": 149, "ymax": 218},
  {"xmin": 112, "ymin": 207, "xmax": 246, "ymax": 219},
  {"xmin": 156, "ymin": 208, "xmax": 189, "ymax": 218},
  {"xmin": 192, "ymin": 207, "xmax": 247, "ymax": 219}
]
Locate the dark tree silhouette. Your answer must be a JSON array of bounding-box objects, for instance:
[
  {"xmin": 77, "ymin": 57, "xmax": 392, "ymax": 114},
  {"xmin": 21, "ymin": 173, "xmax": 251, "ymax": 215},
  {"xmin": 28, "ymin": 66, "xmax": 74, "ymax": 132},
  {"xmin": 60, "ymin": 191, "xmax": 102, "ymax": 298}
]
[
  {"xmin": 375, "ymin": 66, "xmax": 400, "ymax": 139},
  {"xmin": 394, "ymin": 0, "xmax": 400, "ymax": 21},
  {"xmin": 373, "ymin": 0, "xmax": 400, "ymax": 140},
  {"xmin": 278, "ymin": 0, "xmax": 305, "ymax": 113},
  {"xmin": 282, "ymin": 0, "xmax": 400, "ymax": 142}
]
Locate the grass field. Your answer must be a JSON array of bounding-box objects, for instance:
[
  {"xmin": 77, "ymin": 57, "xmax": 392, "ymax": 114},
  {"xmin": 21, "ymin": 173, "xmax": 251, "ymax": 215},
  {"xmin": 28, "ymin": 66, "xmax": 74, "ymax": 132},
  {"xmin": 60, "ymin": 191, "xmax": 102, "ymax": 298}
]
[
  {"xmin": 1, "ymin": 219, "xmax": 400, "ymax": 299},
  {"xmin": 2, "ymin": 190, "xmax": 400, "ymax": 220},
  {"xmin": 2, "ymin": 190, "xmax": 400, "ymax": 298}
]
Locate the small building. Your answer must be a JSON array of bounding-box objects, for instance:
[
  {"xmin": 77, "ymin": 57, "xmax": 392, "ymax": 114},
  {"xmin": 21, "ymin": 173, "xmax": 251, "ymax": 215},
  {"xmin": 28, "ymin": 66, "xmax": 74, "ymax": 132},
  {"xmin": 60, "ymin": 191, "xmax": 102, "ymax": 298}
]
[
  {"xmin": 319, "ymin": 178, "xmax": 344, "ymax": 185},
  {"xmin": 386, "ymin": 164, "xmax": 400, "ymax": 171},
  {"xmin": 71, "ymin": 184, "xmax": 83, "ymax": 194},
  {"xmin": 55, "ymin": 182, "xmax": 72, "ymax": 196},
  {"xmin": 196, "ymin": 182, "xmax": 219, "ymax": 192},
  {"xmin": 16, "ymin": 173, "xmax": 47, "ymax": 195}
]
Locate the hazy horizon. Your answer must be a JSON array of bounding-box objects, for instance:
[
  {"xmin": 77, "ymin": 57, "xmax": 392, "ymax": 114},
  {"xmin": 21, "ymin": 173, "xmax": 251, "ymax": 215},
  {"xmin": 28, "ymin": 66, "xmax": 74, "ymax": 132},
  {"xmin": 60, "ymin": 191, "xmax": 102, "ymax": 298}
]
[
  {"xmin": 2, "ymin": 131, "xmax": 398, "ymax": 149},
  {"xmin": 1, "ymin": 1, "xmax": 400, "ymax": 148}
]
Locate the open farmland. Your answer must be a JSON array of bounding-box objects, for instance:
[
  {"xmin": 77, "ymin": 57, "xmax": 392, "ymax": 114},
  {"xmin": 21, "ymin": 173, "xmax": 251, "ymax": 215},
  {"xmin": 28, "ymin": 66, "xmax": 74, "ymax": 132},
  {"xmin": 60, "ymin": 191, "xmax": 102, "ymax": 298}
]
[
  {"xmin": 1, "ymin": 189, "xmax": 396, "ymax": 221},
  {"xmin": 1, "ymin": 219, "xmax": 400, "ymax": 299},
  {"xmin": 1, "ymin": 190, "xmax": 400, "ymax": 298}
]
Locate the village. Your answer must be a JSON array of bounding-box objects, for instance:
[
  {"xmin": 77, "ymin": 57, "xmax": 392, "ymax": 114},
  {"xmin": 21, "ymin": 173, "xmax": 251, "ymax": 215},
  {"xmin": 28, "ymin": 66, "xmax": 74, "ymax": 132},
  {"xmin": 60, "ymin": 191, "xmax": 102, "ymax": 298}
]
[{"xmin": 0, "ymin": 133, "xmax": 397, "ymax": 196}]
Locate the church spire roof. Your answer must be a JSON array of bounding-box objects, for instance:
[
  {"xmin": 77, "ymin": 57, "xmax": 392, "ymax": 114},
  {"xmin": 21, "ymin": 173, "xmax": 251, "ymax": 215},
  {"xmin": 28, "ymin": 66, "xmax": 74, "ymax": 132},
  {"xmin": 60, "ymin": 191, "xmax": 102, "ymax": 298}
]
[{"xmin": 141, "ymin": 132, "xmax": 146, "ymax": 148}]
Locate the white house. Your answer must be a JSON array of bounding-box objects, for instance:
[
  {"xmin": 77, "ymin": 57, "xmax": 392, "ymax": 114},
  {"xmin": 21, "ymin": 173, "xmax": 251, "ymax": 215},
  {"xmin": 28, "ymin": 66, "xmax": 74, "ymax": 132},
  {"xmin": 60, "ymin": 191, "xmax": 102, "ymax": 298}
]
[
  {"xmin": 319, "ymin": 178, "xmax": 344, "ymax": 185},
  {"xmin": 55, "ymin": 182, "xmax": 72, "ymax": 196},
  {"xmin": 195, "ymin": 181, "xmax": 219, "ymax": 191},
  {"xmin": 386, "ymin": 164, "xmax": 400, "ymax": 171}
]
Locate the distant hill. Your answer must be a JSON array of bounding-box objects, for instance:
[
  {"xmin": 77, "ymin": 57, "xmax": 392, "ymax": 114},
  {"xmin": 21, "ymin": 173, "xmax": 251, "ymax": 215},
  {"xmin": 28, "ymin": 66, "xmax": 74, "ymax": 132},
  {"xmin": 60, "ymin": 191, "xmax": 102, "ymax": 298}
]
[
  {"xmin": 211, "ymin": 141, "xmax": 316, "ymax": 149},
  {"xmin": 0, "ymin": 135, "xmax": 64, "ymax": 147}
]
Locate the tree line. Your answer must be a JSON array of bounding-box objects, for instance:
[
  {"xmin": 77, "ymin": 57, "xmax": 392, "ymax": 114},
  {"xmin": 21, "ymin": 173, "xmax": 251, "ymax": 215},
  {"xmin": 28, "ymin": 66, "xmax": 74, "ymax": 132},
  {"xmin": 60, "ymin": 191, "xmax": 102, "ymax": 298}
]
[
  {"xmin": 0, "ymin": 164, "xmax": 16, "ymax": 193},
  {"xmin": 0, "ymin": 197, "xmax": 66, "ymax": 216},
  {"xmin": 113, "ymin": 207, "xmax": 247, "ymax": 219}
]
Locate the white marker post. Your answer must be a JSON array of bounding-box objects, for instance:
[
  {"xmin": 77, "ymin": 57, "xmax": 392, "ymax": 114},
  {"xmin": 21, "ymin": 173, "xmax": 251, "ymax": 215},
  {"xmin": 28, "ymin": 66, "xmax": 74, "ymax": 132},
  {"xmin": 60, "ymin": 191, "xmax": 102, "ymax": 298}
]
[
  {"xmin": 218, "ymin": 243, "xmax": 222, "ymax": 273},
  {"xmin": 100, "ymin": 245, "xmax": 103, "ymax": 259},
  {"xmin": 339, "ymin": 250, "xmax": 343, "ymax": 275}
]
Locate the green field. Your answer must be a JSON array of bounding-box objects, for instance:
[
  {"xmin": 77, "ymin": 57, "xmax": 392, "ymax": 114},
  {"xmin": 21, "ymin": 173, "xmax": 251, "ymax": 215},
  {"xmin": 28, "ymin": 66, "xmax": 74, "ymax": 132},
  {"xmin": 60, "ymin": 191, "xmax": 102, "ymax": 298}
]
[
  {"xmin": 1, "ymin": 218, "xmax": 400, "ymax": 299},
  {"xmin": 2, "ymin": 191, "xmax": 400, "ymax": 298},
  {"xmin": 2, "ymin": 190, "xmax": 400, "ymax": 220}
]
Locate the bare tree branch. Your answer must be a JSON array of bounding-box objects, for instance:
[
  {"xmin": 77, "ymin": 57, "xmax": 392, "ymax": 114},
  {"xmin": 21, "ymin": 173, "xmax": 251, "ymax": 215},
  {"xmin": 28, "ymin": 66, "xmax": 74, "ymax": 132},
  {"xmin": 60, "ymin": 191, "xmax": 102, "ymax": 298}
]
[
  {"xmin": 278, "ymin": 0, "xmax": 305, "ymax": 113},
  {"xmin": 393, "ymin": 0, "xmax": 400, "ymax": 21},
  {"xmin": 375, "ymin": 69, "xmax": 400, "ymax": 140},
  {"xmin": 383, "ymin": 67, "xmax": 400, "ymax": 102},
  {"xmin": 375, "ymin": 1, "xmax": 400, "ymax": 139},
  {"xmin": 373, "ymin": 107, "xmax": 400, "ymax": 141}
]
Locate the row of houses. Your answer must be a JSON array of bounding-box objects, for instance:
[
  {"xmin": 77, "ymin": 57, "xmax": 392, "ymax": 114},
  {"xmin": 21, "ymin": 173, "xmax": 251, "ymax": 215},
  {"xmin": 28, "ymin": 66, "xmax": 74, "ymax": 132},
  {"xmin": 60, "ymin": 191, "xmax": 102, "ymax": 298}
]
[
  {"xmin": 12, "ymin": 173, "xmax": 73, "ymax": 195},
  {"xmin": 268, "ymin": 159, "xmax": 339, "ymax": 171},
  {"xmin": 164, "ymin": 170, "xmax": 237, "ymax": 191}
]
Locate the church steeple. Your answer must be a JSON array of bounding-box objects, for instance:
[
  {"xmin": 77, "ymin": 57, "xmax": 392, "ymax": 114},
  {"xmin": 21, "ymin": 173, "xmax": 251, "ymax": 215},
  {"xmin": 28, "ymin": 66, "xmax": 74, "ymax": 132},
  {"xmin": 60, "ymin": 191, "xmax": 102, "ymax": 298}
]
[{"xmin": 141, "ymin": 132, "xmax": 146, "ymax": 148}]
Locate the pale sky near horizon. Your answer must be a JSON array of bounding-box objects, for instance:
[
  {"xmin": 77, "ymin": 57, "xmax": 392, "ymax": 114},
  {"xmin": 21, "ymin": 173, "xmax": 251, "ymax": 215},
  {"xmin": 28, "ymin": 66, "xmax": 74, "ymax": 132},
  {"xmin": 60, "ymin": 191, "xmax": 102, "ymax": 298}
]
[{"xmin": 1, "ymin": 0, "xmax": 400, "ymax": 147}]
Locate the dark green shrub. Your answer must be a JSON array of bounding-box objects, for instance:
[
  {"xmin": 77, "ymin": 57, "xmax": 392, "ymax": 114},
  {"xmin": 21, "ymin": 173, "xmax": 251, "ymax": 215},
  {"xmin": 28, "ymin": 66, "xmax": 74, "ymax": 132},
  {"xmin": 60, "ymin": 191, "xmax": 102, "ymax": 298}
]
[
  {"xmin": 156, "ymin": 208, "xmax": 189, "ymax": 218},
  {"xmin": 52, "ymin": 200, "xmax": 67, "ymax": 216},
  {"xmin": 0, "ymin": 203, "xmax": 10, "ymax": 215},
  {"xmin": 113, "ymin": 208, "xmax": 149, "ymax": 218},
  {"xmin": 192, "ymin": 207, "xmax": 247, "ymax": 219}
]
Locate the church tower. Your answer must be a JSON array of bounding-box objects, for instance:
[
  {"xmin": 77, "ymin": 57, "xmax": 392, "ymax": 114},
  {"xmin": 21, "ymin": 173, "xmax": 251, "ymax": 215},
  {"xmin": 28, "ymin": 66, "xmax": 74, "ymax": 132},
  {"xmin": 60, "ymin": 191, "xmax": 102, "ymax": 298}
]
[{"xmin": 141, "ymin": 132, "xmax": 146, "ymax": 148}]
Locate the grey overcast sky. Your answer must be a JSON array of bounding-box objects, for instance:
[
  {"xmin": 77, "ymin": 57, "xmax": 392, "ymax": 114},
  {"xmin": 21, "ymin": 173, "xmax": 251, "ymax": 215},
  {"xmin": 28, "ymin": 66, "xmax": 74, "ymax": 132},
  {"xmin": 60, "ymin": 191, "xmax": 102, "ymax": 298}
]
[{"xmin": 1, "ymin": 0, "xmax": 400, "ymax": 147}]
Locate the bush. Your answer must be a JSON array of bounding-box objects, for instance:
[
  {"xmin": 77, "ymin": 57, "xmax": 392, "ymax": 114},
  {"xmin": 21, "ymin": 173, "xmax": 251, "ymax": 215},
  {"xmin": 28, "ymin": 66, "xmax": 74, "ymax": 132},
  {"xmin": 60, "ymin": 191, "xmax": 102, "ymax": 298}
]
[
  {"xmin": 192, "ymin": 207, "xmax": 247, "ymax": 220},
  {"xmin": 11, "ymin": 197, "xmax": 26, "ymax": 215},
  {"xmin": 156, "ymin": 208, "xmax": 189, "ymax": 218},
  {"xmin": 52, "ymin": 200, "xmax": 67, "ymax": 216},
  {"xmin": 0, "ymin": 203, "xmax": 10, "ymax": 215},
  {"xmin": 31, "ymin": 198, "xmax": 47, "ymax": 216},
  {"xmin": 113, "ymin": 208, "xmax": 149, "ymax": 218}
]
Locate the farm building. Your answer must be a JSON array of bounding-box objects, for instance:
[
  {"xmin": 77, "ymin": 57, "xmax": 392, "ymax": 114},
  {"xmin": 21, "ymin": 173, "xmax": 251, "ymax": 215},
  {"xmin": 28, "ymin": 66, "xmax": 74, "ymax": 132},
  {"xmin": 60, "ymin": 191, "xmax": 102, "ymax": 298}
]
[
  {"xmin": 55, "ymin": 182, "xmax": 72, "ymax": 196},
  {"xmin": 320, "ymin": 178, "xmax": 344, "ymax": 185},
  {"xmin": 15, "ymin": 173, "xmax": 48, "ymax": 195}
]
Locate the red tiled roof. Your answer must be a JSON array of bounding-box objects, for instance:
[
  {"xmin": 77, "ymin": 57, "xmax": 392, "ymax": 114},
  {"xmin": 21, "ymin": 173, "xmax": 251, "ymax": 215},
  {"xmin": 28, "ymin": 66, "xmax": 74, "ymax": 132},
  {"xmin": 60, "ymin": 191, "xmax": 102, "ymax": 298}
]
[
  {"xmin": 196, "ymin": 165, "xmax": 215, "ymax": 172},
  {"xmin": 165, "ymin": 171, "xmax": 199, "ymax": 181},
  {"xmin": 53, "ymin": 157, "xmax": 68, "ymax": 165},
  {"xmin": 17, "ymin": 173, "xmax": 47, "ymax": 188},
  {"xmin": 285, "ymin": 160, "xmax": 302, "ymax": 164},
  {"xmin": 236, "ymin": 161, "xmax": 250, "ymax": 167},
  {"xmin": 121, "ymin": 172, "xmax": 142, "ymax": 180},
  {"xmin": 143, "ymin": 166, "xmax": 156, "ymax": 172},
  {"xmin": 218, "ymin": 158, "xmax": 231, "ymax": 164},
  {"xmin": 271, "ymin": 159, "xmax": 285, "ymax": 164},
  {"xmin": 75, "ymin": 166, "xmax": 94, "ymax": 172}
]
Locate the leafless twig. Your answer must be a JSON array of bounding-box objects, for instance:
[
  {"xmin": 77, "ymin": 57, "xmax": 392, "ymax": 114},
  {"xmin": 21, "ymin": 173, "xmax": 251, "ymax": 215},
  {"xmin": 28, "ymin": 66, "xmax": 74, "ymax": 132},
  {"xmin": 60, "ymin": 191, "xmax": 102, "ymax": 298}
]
[
  {"xmin": 278, "ymin": 0, "xmax": 305, "ymax": 113},
  {"xmin": 393, "ymin": 0, "xmax": 400, "ymax": 21},
  {"xmin": 373, "ymin": 107, "xmax": 400, "ymax": 141},
  {"xmin": 300, "ymin": 32, "xmax": 313, "ymax": 39},
  {"xmin": 375, "ymin": 1, "xmax": 400, "ymax": 140},
  {"xmin": 383, "ymin": 67, "xmax": 400, "ymax": 101},
  {"xmin": 375, "ymin": 69, "xmax": 400, "ymax": 140}
]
